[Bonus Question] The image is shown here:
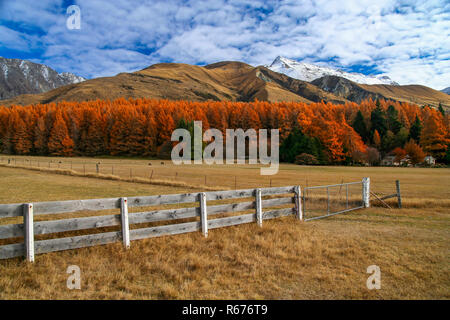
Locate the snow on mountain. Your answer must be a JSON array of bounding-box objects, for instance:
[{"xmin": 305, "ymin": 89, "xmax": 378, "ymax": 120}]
[
  {"xmin": 0, "ymin": 57, "xmax": 86, "ymax": 100},
  {"xmin": 267, "ymin": 56, "xmax": 398, "ymax": 86},
  {"xmin": 58, "ymin": 72, "xmax": 85, "ymax": 84}
]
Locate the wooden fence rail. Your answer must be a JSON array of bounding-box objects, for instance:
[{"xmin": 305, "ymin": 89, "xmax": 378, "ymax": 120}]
[
  {"xmin": 0, "ymin": 185, "xmax": 300, "ymax": 261},
  {"xmin": 0, "ymin": 179, "xmax": 376, "ymax": 262}
]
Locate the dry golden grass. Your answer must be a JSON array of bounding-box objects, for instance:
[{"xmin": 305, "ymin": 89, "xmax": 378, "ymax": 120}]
[{"xmin": 0, "ymin": 162, "xmax": 449, "ymax": 299}]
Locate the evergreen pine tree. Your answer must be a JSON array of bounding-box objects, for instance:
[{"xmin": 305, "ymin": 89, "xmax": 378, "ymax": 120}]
[
  {"xmin": 386, "ymin": 105, "xmax": 402, "ymax": 134},
  {"xmin": 370, "ymin": 103, "xmax": 387, "ymax": 138},
  {"xmin": 351, "ymin": 110, "xmax": 369, "ymax": 143},
  {"xmin": 438, "ymin": 103, "xmax": 445, "ymax": 117},
  {"xmin": 409, "ymin": 115, "xmax": 422, "ymax": 142}
]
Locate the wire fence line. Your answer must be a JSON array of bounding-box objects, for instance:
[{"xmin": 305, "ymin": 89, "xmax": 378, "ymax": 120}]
[{"xmin": 0, "ymin": 156, "xmax": 285, "ymax": 189}]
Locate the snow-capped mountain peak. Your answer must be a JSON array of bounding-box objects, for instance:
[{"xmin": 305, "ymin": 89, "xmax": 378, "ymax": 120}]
[{"xmin": 267, "ymin": 56, "xmax": 398, "ymax": 85}]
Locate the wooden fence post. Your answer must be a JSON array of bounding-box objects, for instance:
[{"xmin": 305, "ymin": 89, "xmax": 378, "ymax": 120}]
[
  {"xmin": 362, "ymin": 177, "xmax": 370, "ymax": 208},
  {"xmin": 396, "ymin": 180, "xmax": 402, "ymax": 208},
  {"xmin": 294, "ymin": 186, "xmax": 303, "ymax": 220},
  {"xmin": 199, "ymin": 192, "xmax": 208, "ymax": 238},
  {"xmin": 255, "ymin": 188, "xmax": 262, "ymax": 227},
  {"xmin": 120, "ymin": 197, "xmax": 130, "ymax": 249},
  {"xmin": 23, "ymin": 203, "xmax": 34, "ymax": 263},
  {"xmin": 326, "ymin": 186, "xmax": 330, "ymax": 214}
]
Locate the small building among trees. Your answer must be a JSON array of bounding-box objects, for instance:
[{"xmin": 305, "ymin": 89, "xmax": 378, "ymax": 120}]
[
  {"xmin": 424, "ymin": 155, "xmax": 436, "ymax": 165},
  {"xmin": 380, "ymin": 155, "xmax": 396, "ymax": 166}
]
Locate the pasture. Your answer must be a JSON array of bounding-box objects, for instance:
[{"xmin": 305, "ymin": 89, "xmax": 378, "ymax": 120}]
[{"xmin": 0, "ymin": 157, "xmax": 449, "ymax": 299}]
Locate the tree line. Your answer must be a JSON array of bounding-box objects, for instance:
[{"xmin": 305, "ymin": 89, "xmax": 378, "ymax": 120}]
[{"xmin": 0, "ymin": 98, "xmax": 448, "ymax": 165}]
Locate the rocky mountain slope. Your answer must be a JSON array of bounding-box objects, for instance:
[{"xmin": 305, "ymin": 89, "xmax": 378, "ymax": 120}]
[{"xmin": 0, "ymin": 57, "xmax": 85, "ymax": 100}]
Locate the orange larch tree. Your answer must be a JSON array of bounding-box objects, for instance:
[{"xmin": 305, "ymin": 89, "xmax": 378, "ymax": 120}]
[{"xmin": 48, "ymin": 110, "xmax": 74, "ymax": 156}]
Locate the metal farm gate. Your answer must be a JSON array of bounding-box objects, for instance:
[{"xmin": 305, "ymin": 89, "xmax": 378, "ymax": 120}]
[{"xmin": 302, "ymin": 178, "xmax": 370, "ymax": 221}]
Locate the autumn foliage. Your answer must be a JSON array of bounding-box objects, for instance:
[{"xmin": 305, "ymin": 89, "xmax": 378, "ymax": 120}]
[{"xmin": 0, "ymin": 98, "xmax": 448, "ymax": 164}]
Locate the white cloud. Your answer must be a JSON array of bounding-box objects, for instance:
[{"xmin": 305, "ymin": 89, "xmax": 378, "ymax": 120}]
[{"xmin": 0, "ymin": 0, "xmax": 448, "ymax": 89}]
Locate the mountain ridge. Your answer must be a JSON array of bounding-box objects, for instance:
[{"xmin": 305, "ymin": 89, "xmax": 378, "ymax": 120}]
[
  {"xmin": 1, "ymin": 60, "xmax": 448, "ymax": 110},
  {"xmin": 0, "ymin": 61, "xmax": 348, "ymax": 106}
]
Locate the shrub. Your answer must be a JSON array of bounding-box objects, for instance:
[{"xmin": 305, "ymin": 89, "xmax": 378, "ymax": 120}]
[{"xmin": 295, "ymin": 153, "xmax": 319, "ymax": 165}]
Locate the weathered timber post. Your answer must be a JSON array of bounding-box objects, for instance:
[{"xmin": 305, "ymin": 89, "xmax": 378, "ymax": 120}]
[
  {"xmin": 120, "ymin": 197, "xmax": 130, "ymax": 249},
  {"xmin": 362, "ymin": 177, "xmax": 370, "ymax": 208},
  {"xmin": 294, "ymin": 185, "xmax": 303, "ymax": 221},
  {"xmin": 326, "ymin": 186, "xmax": 330, "ymax": 214},
  {"xmin": 396, "ymin": 180, "xmax": 402, "ymax": 208},
  {"xmin": 255, "ymin": 188, "xmax": 262, "ymax": 227},
  {"xmin": 96, "ymin": 163, "xmax": 99, "ymax": 174},
  {"xmin": 346, "ymin": 184, "xmax": 349, "ymax": 209},
  {"xmin": 199, "ymin": 192, "xmax": 208, "ymax": 238},
  {"xmin": 23, "ymin": 203, "xmax": 34, "ymax": 263}
]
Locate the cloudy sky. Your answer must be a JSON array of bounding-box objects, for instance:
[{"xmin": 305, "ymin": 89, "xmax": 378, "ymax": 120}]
[{"xmin": 0, "ymin": 0, "xmax": 449, "ymax": 90}]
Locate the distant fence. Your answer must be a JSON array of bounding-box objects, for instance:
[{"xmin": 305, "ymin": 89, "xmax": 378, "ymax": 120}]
[
  {"xmin": 0, "ymin": 178, "xmax": 371, "ymax": 262},
  {"xmin": 0, "ymin": 157, "xmax": 281, "ymax": 189}
]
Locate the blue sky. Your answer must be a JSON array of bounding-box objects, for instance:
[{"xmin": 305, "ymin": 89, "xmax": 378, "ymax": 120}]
[{"xmin": 0, "ymin": 0, "xmax": 449, "ymax": 90}]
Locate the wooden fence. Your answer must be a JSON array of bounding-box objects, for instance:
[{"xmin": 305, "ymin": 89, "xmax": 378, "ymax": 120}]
[
  {"xmin": 0, "ymin": 178, "xmax": 374, "ymax": 262},
  {"xmin": 0, "ymin": 186, "xmax": 304, "ymax": 262}
]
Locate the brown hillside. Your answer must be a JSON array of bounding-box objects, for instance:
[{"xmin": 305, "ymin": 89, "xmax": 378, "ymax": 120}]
[
  {"xmin": 359, "ymin": 83, "xmax": 450, "ymax": 109},
  {"xmin": 312, "ymin": 75, "xmax": 450, "ymax": 110},
  {"xmin": 2, "ymin": 60, "xmax": 446, "ymax": 109},
  {"xmin": 0, "ymin": 61, "xmax": 346, "ymax": 106}
]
